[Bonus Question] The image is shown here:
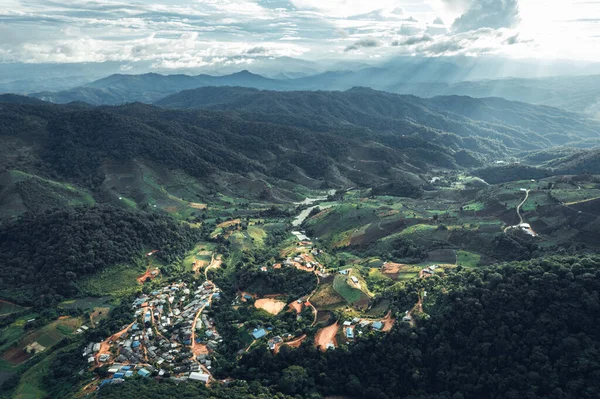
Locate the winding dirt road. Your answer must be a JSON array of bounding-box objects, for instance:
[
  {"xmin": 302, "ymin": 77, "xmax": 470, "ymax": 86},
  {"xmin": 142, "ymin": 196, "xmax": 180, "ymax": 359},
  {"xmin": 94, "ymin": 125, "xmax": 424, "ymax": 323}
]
[{"xmin": 504, "ymin": 189, "xmax": 530, "ymax": 232}]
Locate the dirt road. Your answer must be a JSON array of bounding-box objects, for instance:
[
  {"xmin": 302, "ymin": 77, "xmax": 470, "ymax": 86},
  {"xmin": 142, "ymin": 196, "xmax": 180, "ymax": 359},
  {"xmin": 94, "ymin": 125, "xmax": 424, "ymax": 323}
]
[{"xmin": 504, "ymin": 189, "xmax": 530, "ymax": 232}]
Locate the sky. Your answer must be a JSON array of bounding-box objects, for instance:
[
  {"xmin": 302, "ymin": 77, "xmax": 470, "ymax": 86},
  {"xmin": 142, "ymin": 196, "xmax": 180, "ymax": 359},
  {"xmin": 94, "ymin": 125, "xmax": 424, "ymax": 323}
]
[{"xmin": 0, "ymin": 0, "xmax": 599, "ymax": 71}]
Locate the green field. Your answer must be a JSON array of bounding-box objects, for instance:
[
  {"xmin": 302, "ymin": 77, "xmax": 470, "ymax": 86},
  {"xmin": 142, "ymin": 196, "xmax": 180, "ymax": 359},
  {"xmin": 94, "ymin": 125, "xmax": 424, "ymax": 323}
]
[
  {"xmin": 182, "ymin": 243, "xmax": 215, "ymax": 271},
  {"xmin": 77, "ymin": 263, "xmax": 143, "ymax": 297},
  {"xmin": 333, "ymin": 275, "xmax": 369, "ymax": 305},
  {"xmin": 457, "ymin": 251, "xmax": 482, "ymax": 268},
  {"xmin": 0, "ymin": 300, "xmax": 27, "ymax": 316},
  {"xmin": 12, "ymin": 342, "xmax": 80, "ymax": 399},
  {"xmin": 311, "ymin": 283, "xmax": 346, "ymax": 310}
]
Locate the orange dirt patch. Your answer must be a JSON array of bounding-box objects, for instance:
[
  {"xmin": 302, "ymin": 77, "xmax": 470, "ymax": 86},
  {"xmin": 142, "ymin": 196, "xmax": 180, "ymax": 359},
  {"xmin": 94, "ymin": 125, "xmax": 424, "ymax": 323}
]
[
  {"xmin": 273, "ymin": 263, "xmax": 282, "ymax": 269},
  {"xmin": 289, "ymin": 301, "xmax": 303, "ymax": 314},
  {"xmin": 217, "ymin": 219, "xmax": 241, "ymax": 229},
  {"xmin": 193, "ymin": 260, "xmax": 209, "ymax": 274},
  {"xmin": 137, "ymin": 268, "xmax": 160, "ymax": 284},
  {"xmin": 382, "ymin": 262, "xmax": 410, "ymax": 279},
  {"xmin": 292, "ymin": 262, "xmax": 315, "ymax": 273},
  {"xmin": 58, "ymin": 315, "xmax": 70, "ymax": 320},
  {"xmin": 315, "ymin": 322, "xmax": 339, "ymax": 351},
  {"xmin": 1, "ymin": 347, "xmax": 30, "ymax": 365},
  {"xmin": 381, "ymin": 311, "xmax": 395, "ymax": 332},
  {"xmin": 254, "ymin": 298, "xmax": 287, "ymax": 315},
  {"xmin": 284, "ymin": 334, "xmax": 306, "ymax": 349},
  {"xmin": 164, "ymin": 206, "xmax": 178, "ymax": 213},
  {"xmin": 96, "ymin": 322, "xmax": 133, "ymax": 365},
  {"xmin": 378, "ymin": 210, "xmax": 399, "ymax": 217},
  {"xmin": 275, "ymin": 334, "xmax": 307, "ymax": 354},
  {"xmin": 192, "ymin": 343, "xmax": 209, "ymax": 357},
  {"xmin": 239, "ymin": 292, "xmax": 255, "ymax": 302}
]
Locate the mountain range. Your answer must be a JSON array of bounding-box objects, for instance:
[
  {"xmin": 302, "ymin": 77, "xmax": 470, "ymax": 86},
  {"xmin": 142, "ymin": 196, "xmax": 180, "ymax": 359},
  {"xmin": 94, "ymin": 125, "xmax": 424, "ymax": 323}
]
[
  {"xmin": 24, "ymin": 68, "xmax": 600, "ymax": 118},
  {"xmin": 1, "ymin": 87, "xmax": 599, "ymax": 219}
]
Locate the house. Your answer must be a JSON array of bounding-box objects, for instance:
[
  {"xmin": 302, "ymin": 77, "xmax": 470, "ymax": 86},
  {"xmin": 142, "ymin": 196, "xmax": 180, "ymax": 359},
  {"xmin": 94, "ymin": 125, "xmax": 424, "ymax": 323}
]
[
  {"xmin": 339, "ymin": 269, "xmax": 350, "ymax": 275},
  {"xmin": 189, "ymin": 372, "xmax": 210, "ymax": 383},
  {"xmin": 93, "ymin": 343, "xmax": 101, "ymax": 352},
  {"xmin": 350, "ymin": 276, "xmax": 359, "ymax": 284},
  {"xmin": 343, "ymin": 321, "xmax": 352, "ymax": 327},
  {"xmin": 138, "ymin": 368, "xmax": 151, "ymax": 377},
  {"xmin": 402, "ymin": 315, "xmax": 412, "ymax": 322},
  {"xmin": 372, "ymin": 321, "xmax": 384, "ymax": 331},
  {"xmin": 98, "ymin": 354, "xmax": 110, "ymax": 362},
  {"xmin": 345, "ymin": 328, "xmax": 354, "ymax": 339},
  {"xmin": 326, "ymin": 343, "xmax": 335, "ymax": 350},
  {"xmin": 252, "ymin": 328, "xmax": 267, "ymax": 339}
]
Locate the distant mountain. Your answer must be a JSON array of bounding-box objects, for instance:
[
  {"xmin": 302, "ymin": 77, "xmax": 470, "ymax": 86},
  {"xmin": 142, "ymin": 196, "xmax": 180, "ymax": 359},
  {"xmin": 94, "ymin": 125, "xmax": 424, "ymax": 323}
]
[
  {"xmin": 155, "ymin": 86, "xmax": 600, "ymax": 152},
  {"xmin": 27, "ymin": 66, "xmax": 600, "ymax": 117},
  {"xmin": 396, "ymin": 75, "xmax": 600, "ymax": 117},
  {"xmin": 32, "ymin": 70, "xmax": 290, "ymax": 105},
  {"xmin": 0, "ymin": 94, "xmax": 49, "ymax": 105}
]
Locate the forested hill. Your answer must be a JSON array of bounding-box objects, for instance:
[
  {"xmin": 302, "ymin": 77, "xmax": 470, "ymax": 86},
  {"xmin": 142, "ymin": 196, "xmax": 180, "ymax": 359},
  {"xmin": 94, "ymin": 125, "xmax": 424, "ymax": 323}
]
[
  {"xmin": 1, "ymin": 92, "xmax": 599, "ymax": 194},
  {"xmin": 0, "ymin": 205, "xmax": 199, "ymax": 305},
  {"xmin": 155, "ymin": 87, "xmax": 600, "ymax": 149}
]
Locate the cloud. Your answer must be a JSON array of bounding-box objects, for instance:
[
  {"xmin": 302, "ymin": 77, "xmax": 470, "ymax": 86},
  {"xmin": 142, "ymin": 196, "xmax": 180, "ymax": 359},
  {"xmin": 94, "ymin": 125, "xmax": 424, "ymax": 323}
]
[
  {"xmin": 289, "ymin": 0, "xmax": 398, "ymax": 17},
  {"xmin": 392, "ymin": 34, "xmax": 434, "ymax": 46},
  {"xmin": 344, "ymin": 38, "xmax": 379, "ymax": 52},
  {"xmin": 398, "ymin": 23, "xmax": 422, "ymax": 36},
  {"xmin": 247, "ymin": 46, "xmax": 269, "ymax": 54},
  {"xmin": 433, "ymin": 17, "xmax": 445, "ymax": 25},
  {"xmin": 451, "ymin": 0, "xmax": 521, "ymax": 32}
]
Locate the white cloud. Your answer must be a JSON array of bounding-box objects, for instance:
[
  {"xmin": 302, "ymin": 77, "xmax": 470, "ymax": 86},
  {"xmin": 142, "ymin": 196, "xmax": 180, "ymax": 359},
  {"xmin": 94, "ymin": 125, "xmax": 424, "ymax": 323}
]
[
  {"xmin": 0, "ymin": 0, "xmax": 597, "ymax": 67},
  {"xmin": 289, "ymin": 0, "xmax": 399, "ymax": 17}
]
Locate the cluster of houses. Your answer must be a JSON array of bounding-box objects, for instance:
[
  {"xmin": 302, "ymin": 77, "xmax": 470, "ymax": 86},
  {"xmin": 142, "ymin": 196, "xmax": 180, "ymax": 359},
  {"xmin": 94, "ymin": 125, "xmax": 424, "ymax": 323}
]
[
  {"xmin": 342, "ymin": 317, "xmax": 386, "ymax": 341},
  {"xmin": 88, "ymin": 279, "xmax": 222, "ymax": 390}
]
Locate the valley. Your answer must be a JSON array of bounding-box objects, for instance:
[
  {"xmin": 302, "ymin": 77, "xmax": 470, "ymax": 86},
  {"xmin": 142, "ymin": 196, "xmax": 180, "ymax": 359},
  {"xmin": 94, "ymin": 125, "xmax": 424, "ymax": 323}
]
[
  {"xmin": 1, "ymin": 89, "xmax": 600, "ymax": 399},
  {"xmin": 2, "ymin": 163, "xmax": 600, "ymax": 398}
]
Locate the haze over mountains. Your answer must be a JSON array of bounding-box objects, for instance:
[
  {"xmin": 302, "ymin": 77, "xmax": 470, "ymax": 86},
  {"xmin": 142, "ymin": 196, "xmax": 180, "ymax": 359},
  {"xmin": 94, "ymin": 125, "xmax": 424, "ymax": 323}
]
[{"xmin": 21, "ymin": 67, "xmax": 600, "ymax": 118}]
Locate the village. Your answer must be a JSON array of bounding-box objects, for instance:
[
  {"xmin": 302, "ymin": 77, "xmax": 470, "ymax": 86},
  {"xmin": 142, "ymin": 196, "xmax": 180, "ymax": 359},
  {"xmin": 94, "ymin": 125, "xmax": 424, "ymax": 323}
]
[
  {"xmin": 81, "ymin": 227, "xmax": 412, "ymax": 392},
  {"xmin": 84, "ymin": 278, "xmax": 223, "ymax": 389}
]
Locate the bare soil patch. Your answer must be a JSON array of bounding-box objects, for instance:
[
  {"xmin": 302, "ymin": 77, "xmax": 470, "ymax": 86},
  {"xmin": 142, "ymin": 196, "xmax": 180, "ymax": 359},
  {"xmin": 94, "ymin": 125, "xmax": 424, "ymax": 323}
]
[
  {"xmin": 137, "ymin": 268, "xmax": 160, "ymax": 284},
  {"xmin": 1, "ymin": 347, "xmax": 30, "ymax": 365},
  {"xmin": 315, "ymin": 322, "xmax": 339, "ymax": 351},
  {"xmin": 381, "ymin": 311, "xmax": 395, "ymax": 332},
  {"xmin": 289, "ymin": 301, "xmax": 303, "ymax": 314},
  {"xmin": 255, "ymin": 298, "xmax": 287, "ymax": 315},
  {"xmin": 381, "ymin": 262, "xmax": 414, "ymax": 279}
]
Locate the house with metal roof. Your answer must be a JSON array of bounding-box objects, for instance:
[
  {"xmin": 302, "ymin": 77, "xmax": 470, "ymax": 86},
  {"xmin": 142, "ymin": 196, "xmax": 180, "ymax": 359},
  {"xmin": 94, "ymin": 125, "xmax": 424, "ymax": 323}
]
[{"xmin": 252, "ymin": 328, "xmax": 267, "ymax": 339}]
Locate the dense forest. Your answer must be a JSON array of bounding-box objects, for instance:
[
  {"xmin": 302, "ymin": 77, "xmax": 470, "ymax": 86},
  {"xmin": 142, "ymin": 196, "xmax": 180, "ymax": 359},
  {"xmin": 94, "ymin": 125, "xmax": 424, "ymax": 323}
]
[
  {"xmin": 233, "ymin": 267, "xmax": 318, "ymax": 300},
  {"xmin": 2, "ymin": 93, "xmax": 599, "ymax": 194},
  {"xmin": 0, "ymin": 205, "xmax": 198, "ymax": 305}
]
